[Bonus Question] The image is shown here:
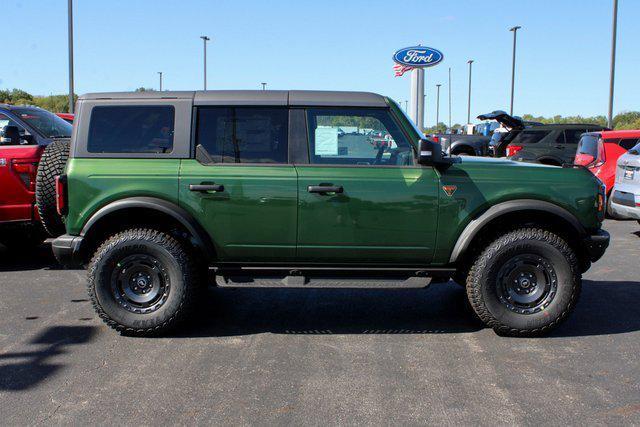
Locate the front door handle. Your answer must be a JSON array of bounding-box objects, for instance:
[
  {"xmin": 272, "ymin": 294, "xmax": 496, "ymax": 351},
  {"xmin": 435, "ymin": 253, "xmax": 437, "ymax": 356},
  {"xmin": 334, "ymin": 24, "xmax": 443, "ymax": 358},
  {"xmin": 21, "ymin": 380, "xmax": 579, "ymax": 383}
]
[
  {"xmin": 189, "ymin": 183, "xmax": 224, "ymax": 192},
  {"xmin": 308, "ymin": 185, "xmax": 343, "ymax": 194}
]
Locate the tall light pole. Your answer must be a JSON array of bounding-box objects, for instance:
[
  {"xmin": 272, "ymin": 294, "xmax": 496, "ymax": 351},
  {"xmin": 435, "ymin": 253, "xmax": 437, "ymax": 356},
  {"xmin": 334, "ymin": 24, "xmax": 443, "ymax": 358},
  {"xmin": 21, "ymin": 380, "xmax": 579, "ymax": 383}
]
[
  {"xmin": 67, "ymin": 0, "xmax": 74, "ymax": 113},
  {"xmin": 435, "ymin": 84, "xmax": 441, "ymax": 130},
  {"xmin": 607, "ymin": 0, "xmax": 618, "ymax": 128},
  {"xmin": 158, "ymin": 72, "xmax": 163, "ymax": 91},
  {"xmin": 404, "ymin": 100, "xmax": 408, "ymax": 112},
  {"xmin": 509, "ymin": 26, "xmax": 521, "ymax": 115},
  {"xmin": 448, "ymin": 67, "xmax": 452, "ymax": 131},
  {"xmin": 467, "ymin": 60, "xmax": 474, "ymax": 125},
  {"xmin": 261, "ymin": 82, "xmax": 267, "ymax": 91},
  {"xmin": 200, "ymin": 35, "xmax": 210, "ymax": 90}
]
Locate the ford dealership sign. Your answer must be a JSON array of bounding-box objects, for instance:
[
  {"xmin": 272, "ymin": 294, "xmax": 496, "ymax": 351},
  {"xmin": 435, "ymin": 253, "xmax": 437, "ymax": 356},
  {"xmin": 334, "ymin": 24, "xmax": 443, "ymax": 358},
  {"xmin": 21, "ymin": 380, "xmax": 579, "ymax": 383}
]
[{"xmin": 393, "ymin": 46, "xmax": 443, "ymax": 68}]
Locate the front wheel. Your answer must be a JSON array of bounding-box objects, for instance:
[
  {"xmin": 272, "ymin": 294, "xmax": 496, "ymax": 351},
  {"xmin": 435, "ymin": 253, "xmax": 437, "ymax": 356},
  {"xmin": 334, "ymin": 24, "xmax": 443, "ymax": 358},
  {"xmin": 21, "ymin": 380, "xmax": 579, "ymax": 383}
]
[
  {"xmin": 87, "ymin": 228, "xmax": 201, "ymax": 336},
  {"xmin": 466, "ymin": 228, "xmax": 581, "ymax": 336}
]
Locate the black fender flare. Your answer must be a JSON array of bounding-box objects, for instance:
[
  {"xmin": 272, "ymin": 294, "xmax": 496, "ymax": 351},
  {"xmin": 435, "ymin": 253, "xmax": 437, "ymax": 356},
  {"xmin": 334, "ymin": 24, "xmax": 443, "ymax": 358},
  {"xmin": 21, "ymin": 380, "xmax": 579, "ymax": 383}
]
[
  {"xmin": 449, "ymin": 199, "xmax": 586, "ymax": 263},
  {"xmin": 80, "ymin": 196, "xmax": 215, "ymax": 259}
]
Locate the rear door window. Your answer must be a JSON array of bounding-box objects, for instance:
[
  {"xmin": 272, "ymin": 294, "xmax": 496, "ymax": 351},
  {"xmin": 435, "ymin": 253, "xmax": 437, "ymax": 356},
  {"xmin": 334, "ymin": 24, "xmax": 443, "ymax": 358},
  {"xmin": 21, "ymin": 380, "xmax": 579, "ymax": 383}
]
[
  {"xmin": 196, "ymin": 107, "xmax": 288, "ymax": 164},
  {"xmin": 510, "ymin": 130, "xmax": 551, "ymax": 145},
  {"xmin": 563, "ymin": 130, "xmax": 586, "ymax": 145},
  {"xmin": 87, "ymin": 106, "xmax": 175, "ymax": 153}
]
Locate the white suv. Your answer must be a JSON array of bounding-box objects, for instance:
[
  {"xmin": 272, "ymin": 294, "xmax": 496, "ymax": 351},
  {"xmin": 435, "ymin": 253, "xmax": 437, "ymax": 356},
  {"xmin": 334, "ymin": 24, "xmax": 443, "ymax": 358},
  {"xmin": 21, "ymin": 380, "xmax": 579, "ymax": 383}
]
[{"xmin": 610, "ymin": 142, "xmax": 640, "ymax": 222}]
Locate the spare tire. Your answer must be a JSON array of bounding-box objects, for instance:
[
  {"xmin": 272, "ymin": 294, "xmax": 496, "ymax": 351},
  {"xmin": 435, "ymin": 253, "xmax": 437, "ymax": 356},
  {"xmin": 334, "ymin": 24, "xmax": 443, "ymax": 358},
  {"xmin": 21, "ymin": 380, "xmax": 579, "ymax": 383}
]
[{"xmin": 36, "ymin": 140, "xmax": 70, "ymax": 237}]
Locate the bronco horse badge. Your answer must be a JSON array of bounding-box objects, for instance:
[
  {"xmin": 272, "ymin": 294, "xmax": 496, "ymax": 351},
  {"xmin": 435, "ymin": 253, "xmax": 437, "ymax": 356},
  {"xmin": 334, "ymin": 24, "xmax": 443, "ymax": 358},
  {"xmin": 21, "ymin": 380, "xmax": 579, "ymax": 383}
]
[{"xmin": 442, "ymin": 185, "xmax": 457, "ymax": 197}]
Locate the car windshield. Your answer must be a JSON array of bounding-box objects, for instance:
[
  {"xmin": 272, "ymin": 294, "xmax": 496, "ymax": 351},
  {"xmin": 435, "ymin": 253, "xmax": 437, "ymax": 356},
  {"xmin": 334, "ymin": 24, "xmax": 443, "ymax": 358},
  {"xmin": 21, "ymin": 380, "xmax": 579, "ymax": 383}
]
[
  {"xmin": 629, "ymin": 142, "xmax": 640, "ymax": 155},
  {"xmin": 13, "ymin": 108, "xmax": 72, "ymax": 138},
  {"xmin": 577, "ymin": 134, "xmax": 599, "ymax": 157}
]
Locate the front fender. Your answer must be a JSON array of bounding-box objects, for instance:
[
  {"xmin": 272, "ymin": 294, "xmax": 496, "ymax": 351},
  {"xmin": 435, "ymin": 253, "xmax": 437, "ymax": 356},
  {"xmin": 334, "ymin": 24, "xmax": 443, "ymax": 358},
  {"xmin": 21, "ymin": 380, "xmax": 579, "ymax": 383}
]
[{"xmin": 448, "ymin": 199, "xmax": 586, "ymax": 263}]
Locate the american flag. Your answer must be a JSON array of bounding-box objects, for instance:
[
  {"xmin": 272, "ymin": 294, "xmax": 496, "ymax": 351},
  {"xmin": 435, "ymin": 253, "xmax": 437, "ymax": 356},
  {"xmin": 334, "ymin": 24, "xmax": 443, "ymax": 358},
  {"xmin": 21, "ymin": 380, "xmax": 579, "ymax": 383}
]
[{"xmin": 393, "ymin": 63, "xmax": 414, "ymax": 77}]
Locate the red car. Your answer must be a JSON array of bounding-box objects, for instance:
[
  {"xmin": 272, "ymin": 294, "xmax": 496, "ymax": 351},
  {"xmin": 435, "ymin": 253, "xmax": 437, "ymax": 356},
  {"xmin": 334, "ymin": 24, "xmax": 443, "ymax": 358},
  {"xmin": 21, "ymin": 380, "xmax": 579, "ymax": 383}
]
[
  {"xmin": 0, "ymin": 104, "xmax": 71, "ymax": 248},
  {"xmin": 575, "ymin": 130, "xmax": 640, "ymax": 194}
]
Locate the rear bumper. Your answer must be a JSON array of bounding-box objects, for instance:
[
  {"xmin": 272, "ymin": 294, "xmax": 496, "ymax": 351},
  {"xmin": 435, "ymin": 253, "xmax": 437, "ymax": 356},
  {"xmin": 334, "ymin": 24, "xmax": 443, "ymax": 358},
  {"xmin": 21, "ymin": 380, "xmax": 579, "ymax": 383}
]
[
  {"xmin": 51, "ymin": 234, "xmax": 84, "ymax": 267},
  {"xmin": 582, "ymin": 229, "xmax": 610, "ymax": 263}
]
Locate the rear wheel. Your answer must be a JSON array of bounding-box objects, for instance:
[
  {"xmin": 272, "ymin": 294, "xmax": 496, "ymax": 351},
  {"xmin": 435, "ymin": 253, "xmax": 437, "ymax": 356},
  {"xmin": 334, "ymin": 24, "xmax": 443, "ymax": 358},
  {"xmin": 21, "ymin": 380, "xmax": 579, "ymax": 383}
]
[
  {"xmin": 35, "ymin": 140, "xmax": 70, "ymax": 236},
  {"xmin": 87, "ymin": 228, "xmax": 201, "ymax": 336},
  {"xmin": 466, "ymin": 228, "xmax": 581, "ymax": 336}
]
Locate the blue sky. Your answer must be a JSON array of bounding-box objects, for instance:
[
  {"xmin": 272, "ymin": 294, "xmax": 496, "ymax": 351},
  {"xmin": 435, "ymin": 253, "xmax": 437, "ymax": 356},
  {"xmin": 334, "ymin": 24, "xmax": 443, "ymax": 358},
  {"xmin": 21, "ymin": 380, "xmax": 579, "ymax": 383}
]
[{"xmin": 2, "ymin": 0, "xmax": 638, "ymax": 125}]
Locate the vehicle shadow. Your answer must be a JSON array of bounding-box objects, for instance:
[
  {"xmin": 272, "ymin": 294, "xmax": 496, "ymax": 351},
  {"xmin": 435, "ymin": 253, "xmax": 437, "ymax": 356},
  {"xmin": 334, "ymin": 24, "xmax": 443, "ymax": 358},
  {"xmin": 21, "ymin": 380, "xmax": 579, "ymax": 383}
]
[
  {"xmin": 0, "ymin": 325, "xmax": 97, "ymax": 391},
  {"xmin": 179, "ymin": 282, "xmax": 483, "ymax": 338},
  {"xmin": 175, "ymin": 279, "xmax": 640, "ymax": 339},
  {"xmin": 551, "ymin": 280, "xmax": 640, "ymax": 337},
  {"xmin": 0, "ymin": 241, "xmax": 66, "ymax": 272}
]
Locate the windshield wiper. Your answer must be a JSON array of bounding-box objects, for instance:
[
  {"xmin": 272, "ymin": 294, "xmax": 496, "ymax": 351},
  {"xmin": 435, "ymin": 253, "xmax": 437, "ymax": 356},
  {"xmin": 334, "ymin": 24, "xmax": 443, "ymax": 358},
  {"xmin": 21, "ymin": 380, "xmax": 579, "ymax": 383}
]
[{"xmin": 50, "ymin": 135, "xmax": 71, "ymax": 139}]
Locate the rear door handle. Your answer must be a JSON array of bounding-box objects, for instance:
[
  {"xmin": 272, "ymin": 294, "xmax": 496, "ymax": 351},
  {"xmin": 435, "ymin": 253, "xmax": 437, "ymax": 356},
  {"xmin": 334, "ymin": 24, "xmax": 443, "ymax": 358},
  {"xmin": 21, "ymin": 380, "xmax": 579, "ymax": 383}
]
[
  {"xmin": 308, "ymin": 185, "xmax": 343, "ymax": 194},
  {"xmin": 189, "ymin": 183, "xmax": 224, "ymax": 192}
]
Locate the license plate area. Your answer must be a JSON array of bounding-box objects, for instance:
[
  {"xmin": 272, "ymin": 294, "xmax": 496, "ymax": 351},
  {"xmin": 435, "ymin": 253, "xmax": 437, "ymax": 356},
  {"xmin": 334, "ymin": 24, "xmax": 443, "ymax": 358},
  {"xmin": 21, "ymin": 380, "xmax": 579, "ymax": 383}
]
[{"xmin": 624, "ymin": 168, "xmax": 635, "ymax": 180}]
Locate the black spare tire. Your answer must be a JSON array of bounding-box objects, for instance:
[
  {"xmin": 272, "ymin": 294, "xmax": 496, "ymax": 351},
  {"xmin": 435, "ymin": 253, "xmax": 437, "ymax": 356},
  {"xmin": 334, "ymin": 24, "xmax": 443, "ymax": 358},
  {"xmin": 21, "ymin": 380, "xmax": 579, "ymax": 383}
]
[{"xmin": 35, "ymin": 140, "xmax": 70, "ymax": 237}]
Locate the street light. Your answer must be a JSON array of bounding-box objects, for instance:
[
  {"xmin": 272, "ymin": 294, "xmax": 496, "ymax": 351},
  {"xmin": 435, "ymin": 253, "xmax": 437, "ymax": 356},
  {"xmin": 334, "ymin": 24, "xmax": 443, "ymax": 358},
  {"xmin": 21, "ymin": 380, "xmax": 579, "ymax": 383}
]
[
  {"xmin": 261, "ymin": 82, "xmax": 267, "ymax": 91},
  {"xmin": 509, "ymin": 26, "xmax": 522, "ymax": 115},
  {"xmin": 435, "ymin": 84, "xmax": 441, "ymax": 131},
  {"xmin": 158, "ymin": 72, "xmax": 163, "ymax": 91},
  {"xmin": 467, "ymin": 60, "xmax": 474, "ymax": 125},
  {"xmin": 448, "ymin": 67, "xmax": 452, "ymax": 131},
  {"xmin": 607, "ymin": 0, "xmax": 618, "ymax": 128},
  {"xmin": 404, "ymin": 100, "xmax": 408, "ymax": 112},
  {"xmin": 67, "ymin": 0, "xmax": 74, "ymax": 113},
  {"xmin": 200, "ymin": 35, "xmax": 211, "ymax": 90}
]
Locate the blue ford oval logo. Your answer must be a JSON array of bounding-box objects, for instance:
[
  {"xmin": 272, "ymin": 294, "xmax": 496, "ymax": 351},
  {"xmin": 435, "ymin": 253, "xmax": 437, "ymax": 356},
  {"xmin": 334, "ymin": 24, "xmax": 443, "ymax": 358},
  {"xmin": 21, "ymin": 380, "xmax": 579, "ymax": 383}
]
[{"xmin": 393, "ymin": 46, "xmax": 444, "ymax": 67}]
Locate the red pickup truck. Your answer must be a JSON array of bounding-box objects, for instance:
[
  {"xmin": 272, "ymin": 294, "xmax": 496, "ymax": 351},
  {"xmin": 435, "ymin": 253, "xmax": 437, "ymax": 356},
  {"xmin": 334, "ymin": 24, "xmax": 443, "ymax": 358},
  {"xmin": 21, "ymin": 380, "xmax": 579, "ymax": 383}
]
[{"xmin": 0, "ymin": 104, "xmax": 71, "ymax": 249}]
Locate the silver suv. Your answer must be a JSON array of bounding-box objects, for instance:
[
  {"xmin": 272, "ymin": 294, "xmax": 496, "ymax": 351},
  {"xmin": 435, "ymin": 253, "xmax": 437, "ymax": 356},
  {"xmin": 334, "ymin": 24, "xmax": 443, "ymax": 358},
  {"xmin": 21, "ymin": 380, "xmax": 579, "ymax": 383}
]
[{"xmin": 610, "ymin": 142, "xmax": 640, "ymax": 223}]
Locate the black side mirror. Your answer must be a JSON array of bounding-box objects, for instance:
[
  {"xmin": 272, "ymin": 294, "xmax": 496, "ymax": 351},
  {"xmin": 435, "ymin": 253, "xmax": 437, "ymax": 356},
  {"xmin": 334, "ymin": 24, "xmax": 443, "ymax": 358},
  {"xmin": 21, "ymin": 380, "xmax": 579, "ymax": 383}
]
[{"xmin": 418, "ymin": 138, "xmax": 443, "ymax": 165}]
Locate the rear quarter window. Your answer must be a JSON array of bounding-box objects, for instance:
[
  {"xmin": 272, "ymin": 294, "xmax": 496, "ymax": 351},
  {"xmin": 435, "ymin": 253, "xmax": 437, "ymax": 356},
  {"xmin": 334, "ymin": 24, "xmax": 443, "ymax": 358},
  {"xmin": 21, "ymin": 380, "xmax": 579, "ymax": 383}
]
[
  {"xmin": 87, "ymin": 105, "xmax": 175, "ymax": 153},
  {"xmin": 510, "ymin": 130, "xmax": 551, "ymax": 145}
]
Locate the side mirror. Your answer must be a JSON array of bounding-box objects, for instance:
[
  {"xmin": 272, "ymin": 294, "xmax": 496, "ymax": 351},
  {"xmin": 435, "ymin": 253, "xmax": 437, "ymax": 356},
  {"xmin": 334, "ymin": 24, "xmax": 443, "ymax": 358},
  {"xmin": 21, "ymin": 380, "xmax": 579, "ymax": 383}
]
[{"xmin": 418, "ymin": 138, "xmax": 443, "ymax": 165}]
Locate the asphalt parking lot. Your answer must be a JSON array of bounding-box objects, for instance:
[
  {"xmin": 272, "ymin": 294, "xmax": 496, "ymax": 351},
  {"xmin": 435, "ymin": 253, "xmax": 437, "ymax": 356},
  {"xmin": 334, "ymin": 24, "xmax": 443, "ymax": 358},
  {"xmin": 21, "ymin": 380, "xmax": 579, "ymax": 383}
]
[{"xmin": 0, "ymin": 220, "xmax": 639, "ymax": 425}]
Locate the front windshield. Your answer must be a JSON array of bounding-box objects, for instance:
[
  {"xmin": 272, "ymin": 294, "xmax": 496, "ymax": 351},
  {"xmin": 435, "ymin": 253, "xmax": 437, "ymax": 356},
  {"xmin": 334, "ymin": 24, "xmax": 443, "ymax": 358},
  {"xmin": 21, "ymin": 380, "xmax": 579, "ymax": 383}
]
[
  {"xmin": 13, "ymin": 108, "xmax": 72, "ymax": 138},
  {"xmin": 629, "ymin": 143, "xmax": 640, "ymax": 155}
]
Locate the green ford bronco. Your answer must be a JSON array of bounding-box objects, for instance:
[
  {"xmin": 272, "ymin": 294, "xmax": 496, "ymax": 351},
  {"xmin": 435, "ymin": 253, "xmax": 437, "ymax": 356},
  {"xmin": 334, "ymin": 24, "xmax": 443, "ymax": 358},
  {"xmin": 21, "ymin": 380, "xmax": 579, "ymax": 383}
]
[{"xmin": 52, "ymin": 90, "xmax": 609, "ymax": 336}]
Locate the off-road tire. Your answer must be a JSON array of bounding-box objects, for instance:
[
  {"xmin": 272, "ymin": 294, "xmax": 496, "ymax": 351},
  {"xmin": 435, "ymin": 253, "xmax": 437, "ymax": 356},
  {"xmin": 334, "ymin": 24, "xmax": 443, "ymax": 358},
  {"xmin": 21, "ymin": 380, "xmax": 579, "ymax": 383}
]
[
  {"xmin": 35, "ymin": 140, "xmax": 70, "ymax": 236},
  {"xmin": 87, "ymin": 228, "xmax": 200, "ymax": 336},
  {"xmin": 466, "ymin": 228, "xmax": 581, "ymax": 337}
]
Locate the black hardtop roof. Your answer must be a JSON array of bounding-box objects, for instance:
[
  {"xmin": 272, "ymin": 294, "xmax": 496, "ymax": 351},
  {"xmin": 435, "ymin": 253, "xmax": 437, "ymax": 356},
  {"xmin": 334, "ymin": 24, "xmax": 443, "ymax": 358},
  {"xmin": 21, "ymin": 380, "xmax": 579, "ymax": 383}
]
[
  {"xmin": 78, "ymin": 90, "xmax": 388, "ymax": 107},
  {"xmin": 0, "ymin": 104, "xmax": 47, "ymax": 111}
]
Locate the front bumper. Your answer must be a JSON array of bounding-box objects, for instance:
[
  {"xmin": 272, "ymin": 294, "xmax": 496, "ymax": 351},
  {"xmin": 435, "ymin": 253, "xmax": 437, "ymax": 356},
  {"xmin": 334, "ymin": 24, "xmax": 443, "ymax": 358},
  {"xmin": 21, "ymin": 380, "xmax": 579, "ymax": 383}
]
[
  {"xmin": 52, "ymin": 234, "xmax": 84, "ymax": 268},
  {"xmin": 582, "ymin": 229, "xmax": 610, "ymax": 263}
]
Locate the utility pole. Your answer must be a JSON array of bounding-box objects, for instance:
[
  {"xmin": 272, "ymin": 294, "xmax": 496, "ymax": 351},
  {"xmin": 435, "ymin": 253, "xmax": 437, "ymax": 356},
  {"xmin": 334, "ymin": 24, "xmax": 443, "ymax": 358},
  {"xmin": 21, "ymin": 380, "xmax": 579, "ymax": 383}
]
[
  {"xmin": 404, "ymin": 100, "xmax": 408, "ymax": 112},
  {"xmin": 261, "ymin": 82, "xmax": 267, "ymax": 91},
  {"xmin": 509, "ymin": 26, "xmax": 522, "ymax": 115},
  {"xmin": 467, "ymin": 60, "xmax": 474, "ymax": 125},
  {"xmin": 158, "ymin": 72, "xmax": 163, "ymax": 91},
  {"xmin": 607, "ymin": 0, "xmax": 618, "ymax": 128},
  {"xmin": 200, "ymin": 35, "xmax": 210, "ymax": 90},
  {"xmin": 448, "ymin": 67, "xmax": 452, "ymax": 131},
  {"xmin": 67, "ymin": 0, "xmax": 74, "ymax": 113},
  {"xmin": 436, "ymin": 84, "xmax": 441, "ymax": 131}
]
